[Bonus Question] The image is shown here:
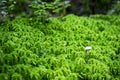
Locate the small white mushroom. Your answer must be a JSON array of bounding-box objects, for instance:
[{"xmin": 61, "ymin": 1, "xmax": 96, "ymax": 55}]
[{"xmin": 85, "ymin": 46, "xmax": 92, "ymax": 50}]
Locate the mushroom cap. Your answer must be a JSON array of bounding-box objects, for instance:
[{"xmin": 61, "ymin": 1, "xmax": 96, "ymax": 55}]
[{"xmin": 85, "ymin": 46, "xmax": 92, "ymax": 50}]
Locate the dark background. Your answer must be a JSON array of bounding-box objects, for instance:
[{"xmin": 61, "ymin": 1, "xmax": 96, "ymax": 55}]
[{"xmin": 0, "ymin": 0, "xmax": 120, "ymax": 22}]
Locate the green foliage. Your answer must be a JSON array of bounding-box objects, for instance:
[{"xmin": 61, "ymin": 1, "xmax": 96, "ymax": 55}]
[
  {"xmin": 0, "ymin": 0, "xmax": 29, "ymax": 20},
  {"xmin": 11, "ymin": 73, "xmax": 22, "ymax": 80},
  {"xmin": 0, "ymin": 73, "xmax": 9, "ymax": 80},
  {"xmin": 29, "ymin": 0, "xmax": 70, "ymax": 23},
  {"xmin": 0, "ymin": 0, "xmax": 70, "ymax": 23},
  {"xmin": 0, "ymin": 14, "xmax": 120, "ymax": 79}
]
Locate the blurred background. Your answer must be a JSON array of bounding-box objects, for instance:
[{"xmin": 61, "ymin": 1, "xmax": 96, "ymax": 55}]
[{"xmin": 0, "ymin": 0, "xmax": 120, "ymax": 22}]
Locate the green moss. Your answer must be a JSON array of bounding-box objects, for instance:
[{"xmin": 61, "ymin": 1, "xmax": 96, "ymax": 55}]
[{"xmin": 0, "ymin": 14, "xmax": 120, "ymax": 80}]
